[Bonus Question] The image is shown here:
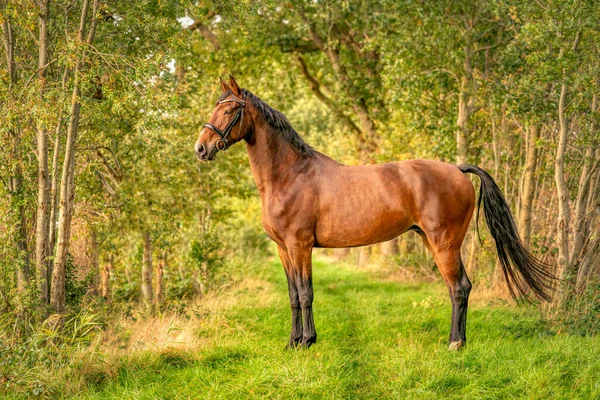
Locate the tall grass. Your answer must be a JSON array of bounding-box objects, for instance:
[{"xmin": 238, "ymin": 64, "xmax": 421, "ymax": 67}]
[{"xmin": 0, "ymin": 308, "xmax": 103, "ymax": 398}]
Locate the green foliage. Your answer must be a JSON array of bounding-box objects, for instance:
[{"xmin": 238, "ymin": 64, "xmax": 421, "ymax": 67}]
[
  {"xmin": 65, "ymin": 255, "xmax": 94, "ymax": 309},
  {"xmin": 189, "ymin": 229, "xmax": 220, "ymax": 268},
  {"xmin": 112, "ymin": 279, "xmax": 140, "ymax": 304},
  {"xmin": 559, "ymin": 282, "xmax": 600, "ymax": 336}
]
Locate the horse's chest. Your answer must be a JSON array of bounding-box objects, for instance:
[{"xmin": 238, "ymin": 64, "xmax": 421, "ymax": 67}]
[
  {"xmin": 260, "ymin": 201, "xmax": 288, "ymax": 243},
  {"xmin": 260, "ymin": 193, "xmax": 315, "ymax": 244}
]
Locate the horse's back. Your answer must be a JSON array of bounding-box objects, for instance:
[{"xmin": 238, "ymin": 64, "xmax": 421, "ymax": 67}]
[{"xmin": 310, "ymin": 157, "xmax": 475, "ymax": 248}]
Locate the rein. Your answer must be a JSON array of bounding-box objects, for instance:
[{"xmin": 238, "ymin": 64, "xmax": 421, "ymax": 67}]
[{"xmin": 202, "ymin": 92, "xmax": 247, "ymax": 159}]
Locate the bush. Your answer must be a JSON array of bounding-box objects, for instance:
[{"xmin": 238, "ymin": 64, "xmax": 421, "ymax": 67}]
[{"xmin": 559, "ymin": 282, "xmax": 600, "ymax": 336}]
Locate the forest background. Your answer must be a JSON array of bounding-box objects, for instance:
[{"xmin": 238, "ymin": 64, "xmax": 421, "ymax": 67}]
[{"xmin": 1, "ymin": 0, "xmax": 599, "ymax": 397}]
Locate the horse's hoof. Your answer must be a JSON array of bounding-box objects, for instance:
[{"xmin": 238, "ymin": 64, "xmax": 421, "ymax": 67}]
[
  {"xmin": 300, "ymin": 336, "xmax": 317, "ymax": 349},
  {"xmin": 286, "ymin": 337, "xmax": 302, "ymax": 350},
  {"xmin": 448, "ymin": 340, "xmax": 465, "ymax": 351}
]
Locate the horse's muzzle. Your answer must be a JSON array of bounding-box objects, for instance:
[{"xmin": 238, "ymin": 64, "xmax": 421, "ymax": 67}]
[{"xmin": 194, "ymin": 142, "xmax": 213, "ymax": 161}]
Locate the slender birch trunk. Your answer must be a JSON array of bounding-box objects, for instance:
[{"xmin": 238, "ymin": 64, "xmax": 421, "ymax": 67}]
[
  {"xmin": 576, "ymin": 238, "xmax": 599, "ymax": 293},
  {"xmin": 490, "ymin": 102, "xmax": 500, "ymax": 178},
  {"xmin": 456, "ymin": 75, "xmax": 470, "ymax": 165},
  {"xmin": 141, "ymin": 231, "xmax": 154, "ymax": 315},
  {"xmin": 88, "ymin": 227, "xmax": 99, "ymax": 295},
  {"xmin": 333, "ymin": 248, "xmax": 351, "ymax": 260},
  {"xmin": 554, "ymin": 31, "xmax": 581, "ymax": 292},
  {"xmin": 518, "ymin": 125, "xmax": 539, "ymax": 247},
  {"xmin": 381, "ymin": 238, "xmax": 399, "ymax": 256},
  {"xmin": 554, "ymin": 32, "xmax": 581, "ymax": 310},
  {"xmin": 51, "ymin": 0, "xmax": 99, "ymax": 313},
  {"xmin": 555, "ymin": 82, "xmax": 571, "ymax": 283},
  {"xmin": 47, "ymin": 68, "xmax": 70, "ymax": 291},
  {"xmin": 155, "ymin": 251, "xmax": 165, "ymax": 307},
  {"xmin": 570, "ymin": 95, "xmax": 599, "ymax": 267},
  {"xmin": 47, "ymin": 121, "xmax": 61, "ymax": 288},
  {"xmin": 575, "ymin": 167, "xmax": 600, "ymax": 292},
  {"xmin": 35, "ymin": 0, "xmax": 50, "ymax": 303},
  {"xmin": 358, "ymin": 246, "xmax": 372, "ymax": 268},
  {"xmin": 101, "ymin": 254, "xmax": 112, "ymax": 300},
  {"xmin": 456, "ymin": 42, "xmax": 477, "ymax": 165},
  {"xmin": 585, "ymin": 159, "xmax": 600, "ymax": 219}
]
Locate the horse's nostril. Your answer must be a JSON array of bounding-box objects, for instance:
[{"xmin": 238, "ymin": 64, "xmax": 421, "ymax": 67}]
[{"xmin": 196, "ymin": 143, "xmax": 206, "ymax": 156}]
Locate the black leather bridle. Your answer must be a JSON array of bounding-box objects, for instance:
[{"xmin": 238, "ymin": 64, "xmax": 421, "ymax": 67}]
[{"xmin": 202, "ymin": 92, "xmax": 246, "ymax": 159}]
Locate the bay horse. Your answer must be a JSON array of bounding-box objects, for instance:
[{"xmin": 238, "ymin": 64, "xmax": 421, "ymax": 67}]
[{"xmin": 195, "ymin": 76, "xmax": 555, "ymax": 350}]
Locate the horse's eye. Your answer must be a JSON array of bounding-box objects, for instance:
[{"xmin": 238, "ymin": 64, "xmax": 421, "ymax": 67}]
[{"xmin": 224, "ymin": 109, "xmax": 233, "ymax": 116}]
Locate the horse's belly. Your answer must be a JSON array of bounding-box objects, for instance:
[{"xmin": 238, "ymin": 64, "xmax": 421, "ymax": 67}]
[{"xmin": 314, "ymin": 207, "xmax": 413, "ymax": 248}]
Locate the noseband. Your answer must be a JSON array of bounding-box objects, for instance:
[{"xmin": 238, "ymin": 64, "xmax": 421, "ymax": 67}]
[{"xmin": 202, "ymin": 92, "xmax": 246, "ymax": 159}]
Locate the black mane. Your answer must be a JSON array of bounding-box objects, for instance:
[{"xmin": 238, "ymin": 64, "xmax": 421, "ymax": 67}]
[{"xmin": 218, "ymin": 89, "xmax": 313, "ymax": 156}]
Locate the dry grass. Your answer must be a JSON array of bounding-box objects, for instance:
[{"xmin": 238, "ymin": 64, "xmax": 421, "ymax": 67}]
[
  {"xmin": 102, "ymin": 315, "xmax": 202, "ymax": 353},
  {"xmin": 100, "ymin": 276, "xmax": 277, "ymax": 356}
]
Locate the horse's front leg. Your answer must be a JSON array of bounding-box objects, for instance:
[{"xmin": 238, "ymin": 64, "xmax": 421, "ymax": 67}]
[
  {"xmin": 277, "ymin": 245, "xmax": 302, "ymax": 348},
  {"xmin": 286, "ymin": 241, "xmax": 316, "ymax": 348}
]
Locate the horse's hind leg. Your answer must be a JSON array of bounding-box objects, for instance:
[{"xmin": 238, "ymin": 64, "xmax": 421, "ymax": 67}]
[
  {"xmin": 418, "ymin": 233, "xmax": 472, "ymax": 350},
  {"xmin": 443, "ymin": 252, "xmax": 472, "ymax": 350}
]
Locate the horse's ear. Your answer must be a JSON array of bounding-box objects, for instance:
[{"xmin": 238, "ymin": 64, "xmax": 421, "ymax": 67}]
[
  {"xmin": 229, "ymin": 75, "xmax": 241, "ymax": 96},
  {"xmin": 219, "ymin": 77, "xmax": 230, "ymax": 93}
]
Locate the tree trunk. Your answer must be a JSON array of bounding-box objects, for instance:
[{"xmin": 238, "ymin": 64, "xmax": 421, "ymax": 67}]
[
  {"xmin": 353, "ymin": 100, "xmax": 379, "ymax": 162},
  {"xmin": 8, "ymin": 153, "xmax": 29, "ymax": 292},
  {"xmin": 47, "ymin": 68, "xmax": 69, "ymax": 293},
  {"xmin": 456, "ymin": 42, "xmax": 477, "ymax": 165},
  {"xmin": 358, "ymin": 246, "xmax": 372, "ymax": 268},
  {"xmin": 296, "ymin": 56, "xmax": 362, "ymax": 138},
  {"xmin": 456, "ymin": 75, "xmax": 470, "ymax": 165},
  {"xmin": 47, "ymin": 120, "xmax": 62, "ymax": 292},
  {"xmin": 571, "ymin": 95, "xmax": 599, "ymax": 267},
  {"xmin": 518, "ymin": 125, "xmax": 539, "ymax": 247},
  {"xmin": 155, "ymin": 251, "xmax": 165, "ymax": 307},
  {"xmin": 570, "ymin": 148, "xmax": 595, "ymax": 264},
  {"xmin": 304, "ymin": 24, "xmax": 378, "ymax": 162},
  {"xmin": 1, "ymin": 15, "xmax": 16, "ymax": 84},
  {"xmin": 381, "ymin": 238, "xmax": 399, "ymax": 256},
  {"xmin": 3, "ymin": 13, "xmax": 30, "ymax": 294},
  {"xmin": 51, "ymin": 90, "xmax": 80, "ymax": 313},
  {"xmin": 576, "ymin": 237, "xmax": 599, "ymax": 293},
  {"xmin": 35, "ymin": 0, "xmax": 50, "ymax": 303},
  {"xmin": 101, "ymin": 254, "xmax": 112, "ymax": 301},
  {"xmin": 333, "ymin": 248, "xmax": 351, "ymax": 261},
  {"xmin": 192, "ymin": 269, "xmax": 204, "ymax": 297},
  {"xmin": 87, "ymin": 227, "xmax": 99, "ymax": 295},
  {"xmin": 555, "ymin": 82, "xmax": 571, "ymax": 285},
  {"xmin": 554, "ymin": 31, "xmax": 581, "ymax": 295},
  {"xmin": 490, "ymin": 102, "xmax": 500, "ymax": 178},
  {"xmin": 202, "ymin": 261, "xmax": 209, "ymax": 288},
  {"xmin": 585, "ymin": 158, "xmax": 600, "ymax": 220},
  {"xmin": 141, "ymin": 231, "xmax": 154, "ymax": 314},
  {"xmin": 51, "ymin": 0, "xmax": 98, "ymax": 313}
]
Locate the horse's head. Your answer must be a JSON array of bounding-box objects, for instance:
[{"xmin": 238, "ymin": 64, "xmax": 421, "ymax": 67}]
[{"xmin": 195, "ymin": 75, "xmax": 252, "ymax": 161}]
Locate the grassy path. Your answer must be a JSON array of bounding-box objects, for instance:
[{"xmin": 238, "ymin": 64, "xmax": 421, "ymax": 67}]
[{"xmin": 81, "ymin": 258, "xmax": 600, "ymax": 399}]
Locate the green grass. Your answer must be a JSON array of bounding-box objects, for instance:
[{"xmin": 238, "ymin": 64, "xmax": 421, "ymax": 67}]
[{"xmin": 51, "ymin": 259, "xmax": 600, "ymax": 398}]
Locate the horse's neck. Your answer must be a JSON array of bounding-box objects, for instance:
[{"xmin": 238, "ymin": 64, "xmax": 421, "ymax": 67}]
[{"xmin": 246, "ymin": 121, "xmax": 302, "ymax": 196}]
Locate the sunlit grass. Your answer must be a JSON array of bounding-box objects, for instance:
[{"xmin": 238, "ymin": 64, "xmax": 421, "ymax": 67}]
[{"xmin": 6, "ymin": 258, "xmax": 600, "ymax": 399}]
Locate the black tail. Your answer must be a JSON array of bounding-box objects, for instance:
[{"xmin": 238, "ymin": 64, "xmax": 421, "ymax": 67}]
[{"xmin": 459, "ymin": 164, "xmax": 556, "ymax": 302}]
